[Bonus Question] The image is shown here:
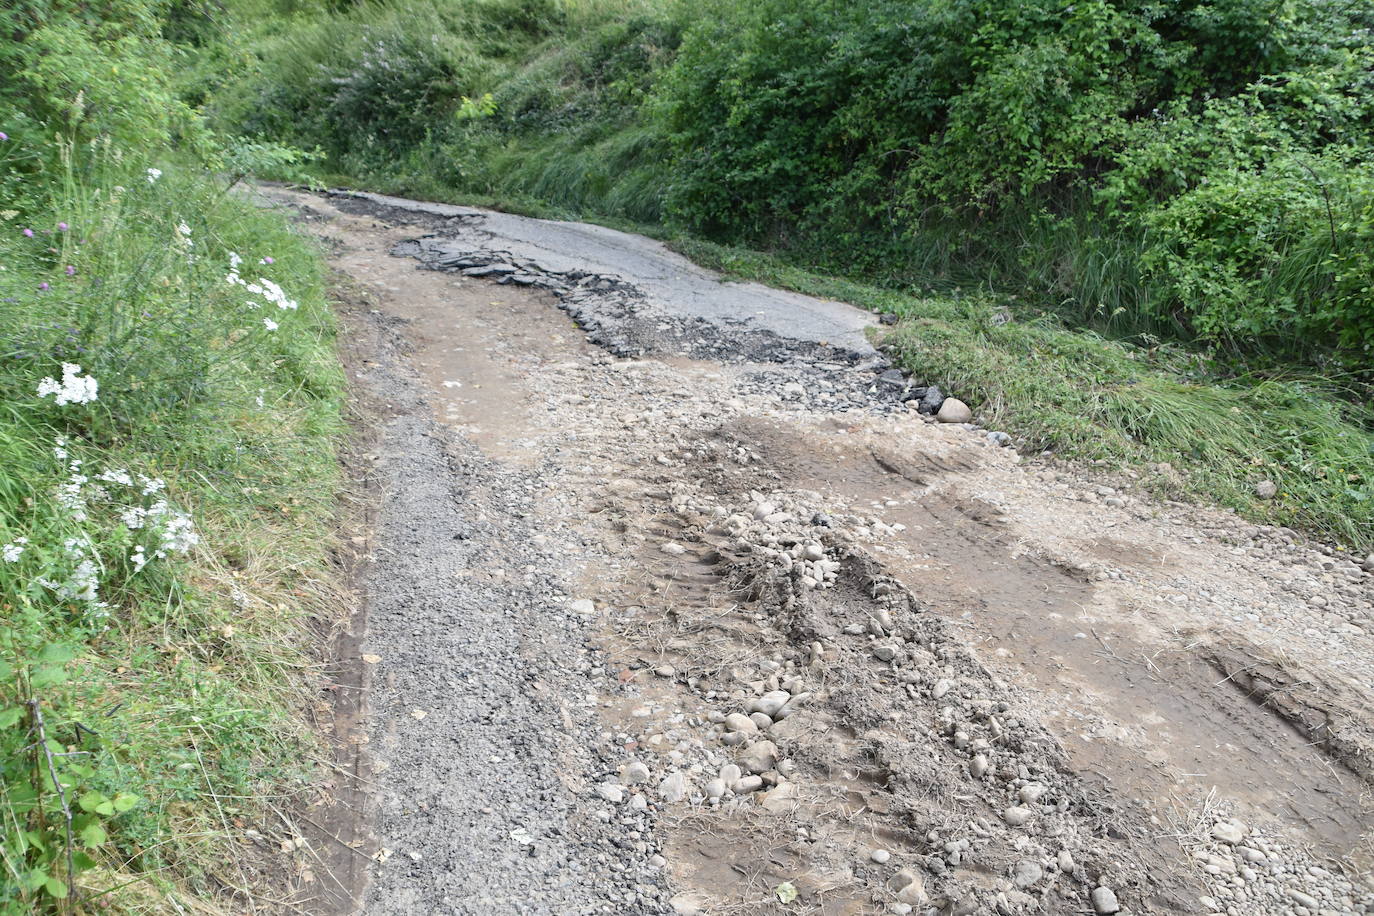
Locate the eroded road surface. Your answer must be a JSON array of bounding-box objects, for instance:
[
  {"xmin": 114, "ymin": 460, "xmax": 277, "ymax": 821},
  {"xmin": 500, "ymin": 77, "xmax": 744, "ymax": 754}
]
[{"xmin": 262, "ymin": 187, "xmax": 1374, "ymax": 916}]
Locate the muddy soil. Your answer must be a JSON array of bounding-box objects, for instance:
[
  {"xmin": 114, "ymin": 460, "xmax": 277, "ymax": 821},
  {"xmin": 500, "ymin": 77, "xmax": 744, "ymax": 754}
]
[{"xmin": 260, "ymin": 187, "xmax": 1374, "ymax": 916}]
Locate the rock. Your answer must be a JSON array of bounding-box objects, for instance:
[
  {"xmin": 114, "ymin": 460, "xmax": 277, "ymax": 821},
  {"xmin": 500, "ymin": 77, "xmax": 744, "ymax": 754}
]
[
  {"xmin": 1091, "ymin": 886, "xmax": 1120, "ymax": 914},
  {"xmin": 660, "ymin": 541, "xmax": 687, "ymax": 556},
  {"xmin": 628, "ymin": 794, "xmax": 648, "ymax": 812},
  {"xmin": 870, "ymin": 849, "xmax": 891, "ymax": 864},
  {"xmin": 888, "ymin": 868, "xmax": 928, "ymax": 905},
  {"xmin": 987, "ymin": 431, "xmax": 1012, "ymax": 447},
  {"xmin": 1286, "ymin": 889, "xmax": 1319, "ymax": 909},
  {"xmin": 724, "ymin": 713, "xmax": 758, "ymax": 733},
  {"xmin": 597, "ymin": 783, "xmax": 624, "ymax": 803},
  {"xmin": 970, "ymin": 755, "xmax": 989, "ymax": 778},
  {"xmin": 748, "ymin": 711, "xmax": 774, "ymax": 730},
  {"xmin": 748, "ymin": 690, "xmax": 791, "ymax": 718},
  {"xmin": 1013, "ymin": 860, "xmax": 1043, "ymax": 888},
  {"xmin": 1018, "ymin": 783, "xmax": 1047, "ymax": 804},
  {"xmin": 936, "ymin": 398, "xmax": 972, "ymax": 423},
  {"xmin": 720, "ymin": 764, "xmax": 742, "ymax": 785},
  {"xmin": 932, "ymin": 678, "xmax": 954, "ymax": 700},
  {"xmin": 874, "ymin": 644, "xmax": 898, "ymax": 662},
  {"xmin": 1056, "ymin": 851, "xmax": 1075, "ymax": 873},
  {"xmin": 782, "ymin": 381, "xmax": 805, "ymax": 400},
  {"xmin": 734, "ymin": 774, "xmax": 763, "ymax": 793},
  {"xmin": 622, "ymin": 761, "xmax": 651, "ymax": 784},
  {"xmin": 1003, "ymin": 806, "xmax": 1033, "ymax": 827},
  {"xmin": 1210, "ymin": 821, "xmax": 1246, "ymax": 845},
  {"xmin": 759, "ymin": 781, "xmax": 800, "ymax": 812},
  {"xmin": 704, "ymin": 778, "xmax": 726, "ymax": 800},
  {"xmin": 877, "ymin": 368, "xmax": 907, "ymax": 390},
  {"xmin": 740, "ymin": 740, "xmax": 778, "ymax": 775},
  {"xmin": 752, "ymin": 502, "xmax": 776, "ymax": 521},
  {"xmin": 1254, "ymin": 480, "xmax": 1278, "ymax": 500},
  {"xmin": 918, "ymin": 386, "xmax": 945, "ymax": 415},
  {"xmin": 568, "ymin": 599, "xmax": 595, "ymax": 615},
  {"xmin": 658, "ymin": 771, "xmax": 689, "ymax": 803},
  {"xmin": 670, "ymin": 893, "xmax": 707, "ymax": 915}
]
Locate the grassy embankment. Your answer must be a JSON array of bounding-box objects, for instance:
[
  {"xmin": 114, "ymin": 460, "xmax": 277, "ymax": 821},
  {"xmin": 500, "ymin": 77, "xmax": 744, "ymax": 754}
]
[
  {"xmin": 2, "ymin": 1, "xmax": 346, "ymax": 911},
  {"xmin": 205, "ymin": 0, "xmax": 1374, "ymax": 553}
]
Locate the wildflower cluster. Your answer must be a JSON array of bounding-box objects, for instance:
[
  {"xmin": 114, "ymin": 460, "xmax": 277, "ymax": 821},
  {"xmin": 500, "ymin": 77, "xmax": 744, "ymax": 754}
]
[
  {"xmin": 37, "ymin": 363, "xmax": 99, "ymax": 405},
  {"xmin": 6, "ymin": 437, "xmax": 201, "ymax": 618},
  {"xmin": 226, "ymin": 251, "xmax": 297, "ymax": 332}
]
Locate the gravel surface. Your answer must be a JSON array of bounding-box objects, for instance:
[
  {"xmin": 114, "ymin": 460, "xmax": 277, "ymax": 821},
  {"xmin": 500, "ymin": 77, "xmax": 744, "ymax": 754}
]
[{"xmin": 262, "ymin": 186, "xmax": 1373, "ymax": 916}]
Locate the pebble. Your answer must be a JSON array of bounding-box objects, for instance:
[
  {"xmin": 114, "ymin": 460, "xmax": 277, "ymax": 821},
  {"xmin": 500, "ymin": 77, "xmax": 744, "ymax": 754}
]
[
  {"xmin": 734, "ymin": 774, "xmax": 763, "ymax": 793},
  {"xmin": 936, "ymin": 398, "xmax": 972, "ymax": 423},
  {"xmin": 1013, "ymin": 860, "xmax": 1043, "ymax": 888},
  {"xmin": 1091, "ymin": 886, "xmax": 1121, "ymax": 914},
  {"xmin": 740, "ymin": 740, "xmax": 778, "ymax": 774},
  {"xmin": 932, "ymin": 678, "xmax": 954, "ymax": 699},
  {"xmin": 658, "ymin": 771, "xmax": 689, "ymax": 803},
  {"xmin": 1057, "ymin": 850, "xmax": 1074, "ymax": 872},
  {"xmin": 704, "ymin": 778, "xmax": 726, "ymax": 800},
  {"xmin": 569, "ymin": 599, "xmax": 595, "ymax": 615},
  {"xmin": 724, "ymin": 713, "xmax": 758, "ymax": 733},
  {"xmin": 888, "ymin": 868, "xmax": 928, "ymax": 905},
  {"xmin": 748, "ymin": 690, "xmax": 790, "ymax": 717},
  {"xmin": 1211, "ymin": 822, "xmax": 1247, "ymax": 845},
  {"xmin": 622, "ymin": 761, "xmax": 650, "ymax": 784},
  {"xmin": 1003, "ymin": 806, "xmax": 1033, "ymax": 826},
  {"xmin": 596, "ymin": 783, "xmax": 624, "ymax": 803},
  {"xmin": 970, "ymin": 754, "xmax": 989, "ymax": 778},
  {"xmin": 870, "ymin": 849, "xmax": 891, "ymax": 864}
]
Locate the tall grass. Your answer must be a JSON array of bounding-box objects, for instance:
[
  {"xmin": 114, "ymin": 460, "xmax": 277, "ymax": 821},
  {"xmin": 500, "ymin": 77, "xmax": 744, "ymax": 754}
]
[
  {"xmin": 0, "ymin": 142, "xmax": 343, "ymax": 913},
  {"xmin": 673, "ymin": 237, "xmax": 1374, "ymax": 550}
]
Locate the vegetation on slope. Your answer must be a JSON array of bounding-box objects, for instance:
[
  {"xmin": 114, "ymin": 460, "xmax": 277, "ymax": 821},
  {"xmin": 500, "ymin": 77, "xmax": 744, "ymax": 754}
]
[
  {"xmin": 204, "ymin": 0, "xmax": 1373, "ymax": 550},
  {"xmin": 2, "ymin": 1, "xmax": 344, "ymax": 911}
]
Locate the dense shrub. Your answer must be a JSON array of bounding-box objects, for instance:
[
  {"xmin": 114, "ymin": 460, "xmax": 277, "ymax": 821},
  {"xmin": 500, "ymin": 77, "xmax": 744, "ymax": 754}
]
[{"xmin": 657, "ymin": 0, "xmax": 1374, "ymax": 363}]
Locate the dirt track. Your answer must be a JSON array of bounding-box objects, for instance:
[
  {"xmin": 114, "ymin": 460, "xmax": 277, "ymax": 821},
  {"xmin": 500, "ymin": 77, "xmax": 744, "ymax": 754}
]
[{"xmin": 261, "ymin": 187, "xmax": 1374, "ymax": 916}]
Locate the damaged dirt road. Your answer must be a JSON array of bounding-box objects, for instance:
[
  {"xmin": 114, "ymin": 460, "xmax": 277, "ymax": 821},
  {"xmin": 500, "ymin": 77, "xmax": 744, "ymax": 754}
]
[{"xmin": 260, "ymin": 186, "xmax": 1374, "ymax": 916}]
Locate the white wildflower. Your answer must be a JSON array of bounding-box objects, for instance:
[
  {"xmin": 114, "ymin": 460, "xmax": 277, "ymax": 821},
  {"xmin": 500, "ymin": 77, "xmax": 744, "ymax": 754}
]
[
  {"xmin": 146, "ymin": 167, "xmax": 162, "ymax": 183},
  {"xmin": 53, "ymin": 436, "xmax": 68, "ymax": 460},
  {"xmin": 130, "ymin": 545, "xmax": 148, "ymax": 573},
  {"xmin": 97, "ymin": 467, "xmax": 133, "ymax": 486},
  {"xmin": 57, "ymin": 475, "xmax": 88, "ymax": 522},
  {"xmin": 120, "ymin": 506, "xmax": 148, "ymax": 529},
  {"xmin": 2, "ymin": 537, "xmax": 28, "ymax": 562},
  {"xmin": 138, "ymin": 475, "xmax": 165, "ymax": 497},
  {"xmin": 63, "ymin": 558, "xmax": 100, "ymax": 603},
  {"xmin": 159, "ymin": 511, "xmax": 198, "ymax": 555},
  {"xmin": 228, "ymin": 251, "xmax": 243, "ymax": 269},
  {"xmin": 259, "ymin": 278, "xmax": 298, "ymax": 310},
  {"xmin": 263, "ymin": 317, "xmax": 278, "ymax": 331},
  {"xmin": 37, "ymin": 363, "xmax": 99, "ymax": 405}
]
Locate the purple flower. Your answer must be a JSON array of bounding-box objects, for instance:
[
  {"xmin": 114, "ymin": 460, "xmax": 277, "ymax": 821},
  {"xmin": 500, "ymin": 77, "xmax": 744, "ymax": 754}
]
[
  {"xmin": 38, "ymin": 282, "xmax": 49, "ymax": 291},
  {"xmin": 22, "ymin": 228, "xmax": 33, "ymax": 238},
  {"xmin": 58, "ymin": 222, "xmax": 68, "ymax": 232},
  {"xmin": 65, "ymin": 265, "xmax": 76, "ymax": 276},
  {"xmin": 0, "ymin": 132, "xmax": 8, "ymax": 141},
  {"xmin": 261, "ymin": 256, "xmax": 275, "ymax": 265}
]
